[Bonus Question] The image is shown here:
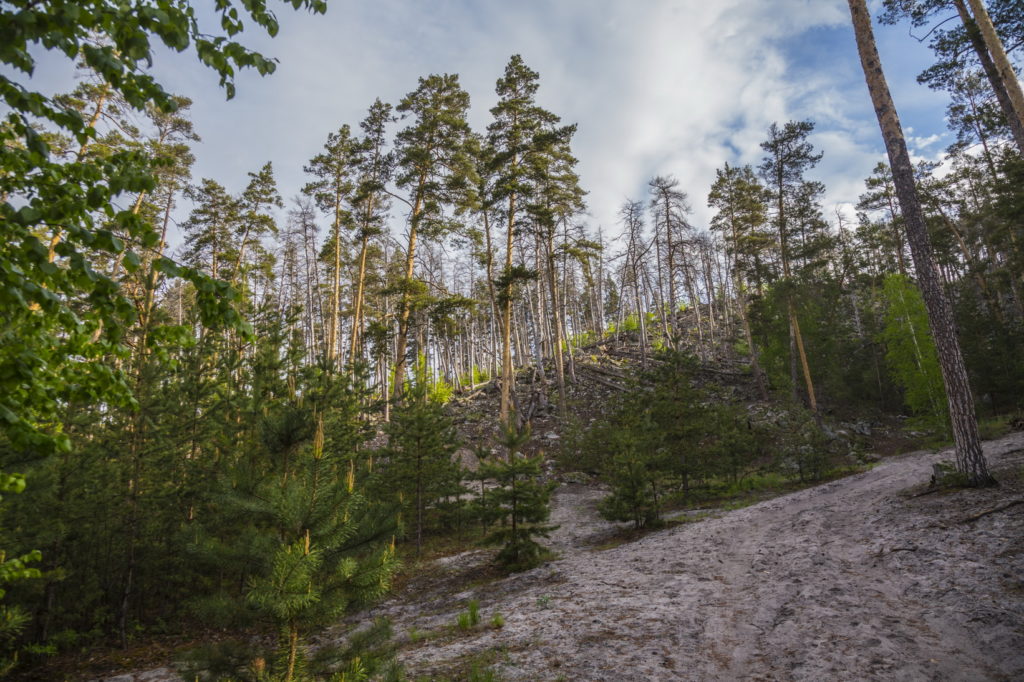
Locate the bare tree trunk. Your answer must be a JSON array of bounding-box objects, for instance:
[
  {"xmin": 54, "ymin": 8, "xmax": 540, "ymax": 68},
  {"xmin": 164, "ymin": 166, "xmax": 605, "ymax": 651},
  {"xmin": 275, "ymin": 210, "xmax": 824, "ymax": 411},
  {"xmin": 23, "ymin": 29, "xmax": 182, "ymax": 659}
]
[
  {"xmin": 681, "ymin": 257, "xmax": 704, "ymax": 354},
  {"xmin": 482, "ymin": 212, "xmax": 500, "ymax": 380},
  {"xmin": 545, "ymin": 229, "xmax": 568, "ymax": 418},
  {"xmin": 664, "ymin": 205, "xmax": 678, "ymax": 345},
  {"xmin": 848, "ymin": 0, "xmax": 993, "ymax": 486},
  {"xmin": 393, "ymin": 182, "xmax": 425, "ymax": 401},
  {"xmin": 327, "ymin": 194, "xmax": 343, "ymax": 363},
  {"xmin": 559, "ymin": 224, "xmax": 579, "ymax": 383},
  {"xmin": 774, "ymin": 167, "xmax": 817, "ymax": 413},
  {"xmin": 653, "ymin": 224, "xmax": 669, "ymax": 342},
  {"xmin": 349, "ymin": 233, "xmax": 370, "ymax": 366},
  {"xmin": 960, "ymin": 0, "xmax": 1024, "ymax": 153},
  {"xmin": 500, "ymin": 193, "xmax": 517, "ymax": 427}
]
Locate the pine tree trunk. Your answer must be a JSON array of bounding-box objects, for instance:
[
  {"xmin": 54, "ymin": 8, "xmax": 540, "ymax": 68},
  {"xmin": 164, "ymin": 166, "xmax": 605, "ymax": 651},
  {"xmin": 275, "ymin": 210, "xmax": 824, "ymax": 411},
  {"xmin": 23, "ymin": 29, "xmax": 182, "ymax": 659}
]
[
  {"xmin": 482, "ymin": 212, "xmax": 500, "ymax": 380},
  {"xmin": 664, "ymin": 201, "xmax": 678, "ymax": 346},
  {"xmin": 350, "ymin": 233, "xmax": 370, "ymax": 367},
  {"xmin": 791, "ymin": 305, "xmax": 818, "ymax": 413},
  {"xmin": 545, "ymin": 230, "xmax": 568, "ymax": 418},
  {"xmin": 960, "ymin": 0, "xmax": 1024, "ymax": 154},
  {"xmin": 731, "ymin": 240, "xmax": 768, "ymax": 399},
  {"xmin": 393, "ymin": 183, "xmax": 425, "ymax": 401},
  {"xmin": 327, "ymin": 195, "xmax": 343, "ymax": 363},
  {"xmin": 500, "ymin": 194, "xmax": 517, "ymax": 427},
  {"xmin": 775, "ymin": 168, "xmax": 817, "ymax": 412},
  {"xmin": 286, "ymin": 622, "xmax": 299, "ymax": 682},
  {"xmin": 848, "ymin": 0, "xmax": 993, "ymax": 486}
]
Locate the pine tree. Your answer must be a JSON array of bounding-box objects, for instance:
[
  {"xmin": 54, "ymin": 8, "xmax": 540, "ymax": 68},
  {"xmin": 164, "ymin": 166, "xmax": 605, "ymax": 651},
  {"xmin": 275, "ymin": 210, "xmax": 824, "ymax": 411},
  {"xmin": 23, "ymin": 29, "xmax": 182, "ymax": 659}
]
[
  {"xmin": 880, "ymin": 0, "xmax": 1024, "ymax": 153},
  {"xmin": 349, "ymin": 100, "xmax": 395, "ymax": 366},
  {"xmin": 479, "ymin": 424, "xmax": 557, "ymax": 570},
  {"xmin": 181, "ymin": 178, "xmax": 242, "ymax": 280},
  {"xmin": 759, "ymin": 121, "xmax": 823, "ymax": 413},
  {"xmin": 303, "ymin": 125, "xmax": 360, "ymax": 365},
  {"xmin": 193, "ymin": 372, "xmax": 399, "ymax": 681},
  {"xmin": 234, "ymin": 161, "xmax": 283, "ymax": 287},
  {"xmin": 708, "ymin": 163, "xmax": 771, "ymax": 399},
  {"xmin": 598, "ymin": 443, "xmax": 664, "ymax": 530},
  {"xmin": 392, "ymin": 74, "xmax": 476, "ymax": 402},
  {"xmin": 848, "ymin": 0, "xmax": 994, "ymax": 485},
  {"xmin": 487, "ymin": 55, "xmax": 573, "ymax": 427},
  {"xmin": 381, "ymin": 362, "xmax": 462, "ymax": 556},
  {"xmin": 527, "ymin": 134, "xmax": 586, "ymax": 418}
]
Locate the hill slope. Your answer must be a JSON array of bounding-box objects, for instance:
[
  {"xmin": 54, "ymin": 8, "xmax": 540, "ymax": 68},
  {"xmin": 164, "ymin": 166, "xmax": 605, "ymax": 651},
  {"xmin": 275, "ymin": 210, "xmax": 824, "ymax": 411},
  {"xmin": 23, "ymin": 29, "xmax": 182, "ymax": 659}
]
[
  {"xmin": 355, "ymin": 433, "xmax": 1024, "ymax": 681},
  {"xmin": 98, "ymin": 434, "xmax": 1024, "ymax": 681}
]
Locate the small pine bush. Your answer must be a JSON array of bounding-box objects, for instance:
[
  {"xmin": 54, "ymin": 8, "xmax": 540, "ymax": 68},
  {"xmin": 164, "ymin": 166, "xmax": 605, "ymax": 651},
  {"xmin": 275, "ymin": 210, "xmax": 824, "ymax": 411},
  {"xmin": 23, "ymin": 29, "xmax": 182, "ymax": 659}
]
[{"xmin": 479, "ymin": 423, "xmax": 558, "ymax": 571}]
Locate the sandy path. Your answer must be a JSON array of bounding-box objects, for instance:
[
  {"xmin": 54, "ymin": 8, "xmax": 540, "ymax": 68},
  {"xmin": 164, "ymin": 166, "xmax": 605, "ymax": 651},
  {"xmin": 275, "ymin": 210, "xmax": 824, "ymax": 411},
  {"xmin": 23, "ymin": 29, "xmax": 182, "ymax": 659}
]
[
  {"xmin": 102, "ymin": 434, "xmax": 1024, "ymax": 681},
  {"xmin": 388, "ymin": 433, "xmax": 1024, "ymax": 681}
]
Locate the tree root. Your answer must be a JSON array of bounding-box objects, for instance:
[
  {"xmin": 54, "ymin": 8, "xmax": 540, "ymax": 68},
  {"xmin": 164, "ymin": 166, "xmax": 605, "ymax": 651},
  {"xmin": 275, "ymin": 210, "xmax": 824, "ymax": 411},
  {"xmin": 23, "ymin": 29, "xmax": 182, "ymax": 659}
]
[{"xmin": 960, "ymin": 499, "xmax": 1024, "ymax": 523}]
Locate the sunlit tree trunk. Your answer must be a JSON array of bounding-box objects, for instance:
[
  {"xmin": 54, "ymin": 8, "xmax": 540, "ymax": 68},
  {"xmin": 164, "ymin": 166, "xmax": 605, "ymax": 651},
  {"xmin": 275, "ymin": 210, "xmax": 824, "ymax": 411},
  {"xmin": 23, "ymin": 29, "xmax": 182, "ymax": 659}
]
[
  {"xmin": 848, "ymin": 0, "xmax": 993, "ymax": 486},
  {"xmin": 393, "ymin": 182, "xmax": 425, "ymax": 401},
  {"xmin": 960, "ymin": 0, "xmax": 1024, "ymax": 153}
]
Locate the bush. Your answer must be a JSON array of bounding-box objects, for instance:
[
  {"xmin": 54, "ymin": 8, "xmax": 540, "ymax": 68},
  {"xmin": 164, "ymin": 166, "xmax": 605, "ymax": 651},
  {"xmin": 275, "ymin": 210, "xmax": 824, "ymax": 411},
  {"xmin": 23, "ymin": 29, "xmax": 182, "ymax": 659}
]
[{"xmin": 598, "ymin": 447, "xmax": 665, "ymax": 529}]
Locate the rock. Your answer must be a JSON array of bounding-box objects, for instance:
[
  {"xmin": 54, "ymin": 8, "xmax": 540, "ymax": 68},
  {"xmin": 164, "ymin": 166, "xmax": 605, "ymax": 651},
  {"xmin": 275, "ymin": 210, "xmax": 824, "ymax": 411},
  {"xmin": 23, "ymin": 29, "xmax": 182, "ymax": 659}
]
[
  {"xmin": 454, "ymin": 448, "xmax": 479, "ymax": 471},
  {"xmin": 544, "ymin": 431, "xmax": 560, "ymax": 440}
]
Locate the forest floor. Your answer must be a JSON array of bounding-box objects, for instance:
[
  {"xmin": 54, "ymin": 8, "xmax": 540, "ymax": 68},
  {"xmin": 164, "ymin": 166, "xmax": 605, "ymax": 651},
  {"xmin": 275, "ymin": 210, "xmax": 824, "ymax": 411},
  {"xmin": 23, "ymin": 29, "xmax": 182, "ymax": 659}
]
[
  {"xmin": 341, "ymin": 431, "xmax": 1024, "ymax": 681},
  {"xmin": 91, "ymin": 430, "xmax": 1024, "ymax": 681}
]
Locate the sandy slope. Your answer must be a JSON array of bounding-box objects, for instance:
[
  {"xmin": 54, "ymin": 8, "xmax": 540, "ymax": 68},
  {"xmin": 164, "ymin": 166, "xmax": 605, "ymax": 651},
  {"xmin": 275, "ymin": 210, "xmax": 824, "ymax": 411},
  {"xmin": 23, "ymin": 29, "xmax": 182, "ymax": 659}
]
[
  {"xmin": 104, "ymin": 433, "xmax": 1024, "ymax": 681},
  {"xmin": 378, "ymin": 433, "xmax": 1024, "ymax": 681}
]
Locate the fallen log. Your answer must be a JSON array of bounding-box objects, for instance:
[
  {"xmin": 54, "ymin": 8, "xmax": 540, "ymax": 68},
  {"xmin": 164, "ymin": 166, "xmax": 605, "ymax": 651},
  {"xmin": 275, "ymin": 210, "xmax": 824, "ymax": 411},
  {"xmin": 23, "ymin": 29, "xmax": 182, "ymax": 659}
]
[
  {"xmin": 577, "ymin": 367, "xmax": 628, "ymax": 392},
  {"xmin": 578, "ymin": 363, "xmax": 630, "ymax": 380}
]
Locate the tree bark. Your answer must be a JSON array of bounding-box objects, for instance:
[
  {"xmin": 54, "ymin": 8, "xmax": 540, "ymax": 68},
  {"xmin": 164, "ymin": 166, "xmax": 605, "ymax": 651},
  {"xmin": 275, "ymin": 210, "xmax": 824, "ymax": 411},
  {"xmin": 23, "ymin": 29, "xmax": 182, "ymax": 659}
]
[
  {"xmin": 327, "ymin": 190, "xmax": 343, "ymax": 364},
  {"xmin": 545, "ymin": 228, "xmax": 568, "ymax": 419},
  {"xmin": 393, "ymin": 182, "xmax": 425, "ymax": 401},
  {"xmin": 775, "ymin": 164, "xmax": 817, "ymax": 412},
  {"xmin": 500, "ymin": 193, "xmax": 517, "ymax": 427},
  {"xmin": 349, "ymin": 232, "xmax": 370, "ymax": 366},
  {"xmin": 848, "ymin": 0, "xmax": 993, "ymax": 486},
  {"xmin": 960, "ymin": 0, "xmax": 1024, "ymax": 153}
]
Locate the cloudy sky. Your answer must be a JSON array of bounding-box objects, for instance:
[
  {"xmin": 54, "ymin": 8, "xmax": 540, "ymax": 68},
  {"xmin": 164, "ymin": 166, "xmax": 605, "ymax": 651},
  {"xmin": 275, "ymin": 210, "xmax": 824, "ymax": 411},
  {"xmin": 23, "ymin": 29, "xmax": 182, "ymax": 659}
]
[{"xmin": 34, "ymin": 0, "xmax": 955, "ymax": 247}]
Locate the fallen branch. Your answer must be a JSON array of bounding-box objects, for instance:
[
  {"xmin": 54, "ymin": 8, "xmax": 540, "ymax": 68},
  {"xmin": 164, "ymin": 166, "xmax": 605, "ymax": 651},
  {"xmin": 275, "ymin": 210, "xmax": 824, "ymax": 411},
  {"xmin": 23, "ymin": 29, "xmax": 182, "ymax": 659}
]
[
  {"xmin": 577, "ymin": 367, "xmax": 629, "ymax": 392},
  {"xmin": 458, "ymin": 379, "xmax": 493, "ymax": 394},
  {"xmin": 960, "ymin": 499, "xmax": 1024, "ymax": 524},
  {"xmin": 578, "ymin": 363, "xmax": 629, "ymax": 380}
]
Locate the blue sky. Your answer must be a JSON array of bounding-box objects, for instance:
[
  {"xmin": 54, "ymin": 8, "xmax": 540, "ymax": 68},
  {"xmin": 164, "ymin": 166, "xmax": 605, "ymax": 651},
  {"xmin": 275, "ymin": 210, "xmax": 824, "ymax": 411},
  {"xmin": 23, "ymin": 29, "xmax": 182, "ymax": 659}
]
[{"xmin": 23, "ymin": 0, "xmax": 959, "ymax": 248}]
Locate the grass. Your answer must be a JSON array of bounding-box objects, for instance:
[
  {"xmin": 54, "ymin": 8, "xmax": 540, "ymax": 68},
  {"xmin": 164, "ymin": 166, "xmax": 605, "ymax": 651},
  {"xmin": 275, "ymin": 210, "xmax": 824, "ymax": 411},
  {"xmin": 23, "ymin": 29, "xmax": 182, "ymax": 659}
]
[
  {"xmin": 388, "ymin": 530, "xmax": 478, "ymax": 593},
  {"xmin": 589, "ymin": 464, "xmax": 874, "ymax": 552},
  {"xmin": 456, "ymin": 599, "xmax": 481, "ymax": 631},
  {"xmin": 978, "ymin": 414, "xmax": 1016, "ymax": 441},
  {"xmin": 664, "ymin": 466, "xmax": 865, "ymax": 509}
]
